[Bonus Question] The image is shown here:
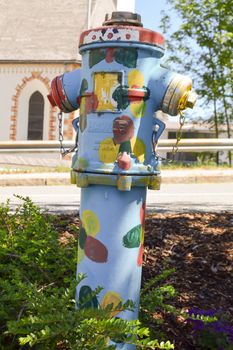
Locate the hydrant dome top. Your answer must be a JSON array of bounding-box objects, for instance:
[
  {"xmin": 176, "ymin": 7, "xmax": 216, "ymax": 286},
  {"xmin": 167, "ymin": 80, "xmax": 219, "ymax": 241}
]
[{"xmin": 79, "ymin": 26, "xmax": 165, "ymax": 50}]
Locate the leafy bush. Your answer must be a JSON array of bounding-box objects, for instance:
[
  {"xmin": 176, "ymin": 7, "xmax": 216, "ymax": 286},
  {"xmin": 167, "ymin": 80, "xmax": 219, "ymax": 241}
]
[{"xmin": 0, "ymin": 197, "xmax": 174, "ymax": 349}]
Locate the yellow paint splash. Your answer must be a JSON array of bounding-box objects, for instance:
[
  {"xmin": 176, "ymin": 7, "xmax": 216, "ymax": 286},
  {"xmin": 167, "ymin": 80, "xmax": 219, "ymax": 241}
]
[
  {"xmin": 82, "ymin": 210, "xmax": 100, "ymax": 236},
  {"xmin": 131, "ymin": 137, "xmax": 145, "ymax": 163},
  {"xmin": 101, "ymin": 291, "xmax": 123, "ymax": 317},
  {"xmin": 128, "ymin": 69, "xmax": 146, "ymax": 118},
  {"xmin": 128, "ymin": 69, "xmax": 144, "ymax": 87},
  {"xmin": 77, "ymin": 246, "xmax": 85, "ymax": 264},
  {"xmin": 94, "ymin": 73, "xmax": 119, "ymax": 111},
  {"xmin": 130, "ymin": 100, "xmax": 146, "ymax": 118},
  {"xmin": 99, "ymin": 137, "xmax": 120, "ymax": 164}
]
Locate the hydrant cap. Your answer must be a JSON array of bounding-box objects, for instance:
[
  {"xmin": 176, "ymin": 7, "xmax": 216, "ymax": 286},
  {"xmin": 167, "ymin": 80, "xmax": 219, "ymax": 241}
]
[
  {"xmin": 103, "ymin": 11, "xmax": 143, "ymax": 27},
  {"xmin": 79, "ymin": 11, "xmax": 165, "ymax": 50}
]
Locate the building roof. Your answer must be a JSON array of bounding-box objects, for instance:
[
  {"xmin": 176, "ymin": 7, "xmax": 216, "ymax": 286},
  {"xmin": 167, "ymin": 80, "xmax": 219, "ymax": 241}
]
[{"xmin": 0, "ymin": 0, "xmax": 116, "ymax": 62}]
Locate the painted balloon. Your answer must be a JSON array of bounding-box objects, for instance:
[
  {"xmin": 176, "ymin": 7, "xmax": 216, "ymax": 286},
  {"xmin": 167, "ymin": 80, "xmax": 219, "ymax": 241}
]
[
  {"xmin": 128, "ymin": 69, "xmax": 144, "ymax": 88},
  {"xmin": 112, "ymin": 115, "xmax": 134, "ymax": 144},
  {"xmin": 82, "ymin": 210, "xmax": 100, "ymax": 236},
  {"xmin": 130, "ymin": 99, "xmax": 147, "ymax": 118},
  {"xmin": 84, "ymin": 236, "xmax": 108, "ymax": 263},
  {"xmin": 101, "ymin": 291, "xmax": 123, "ymax": 317},
  {"xmin": 131, "ymin": 137, "xmax": 146, "ymax": 163},
  {"xmin": 78, "ymin": 285, "xmax": 99, "ymax": 309},
  {"xmin": 99, "ymin": 137, "xmax": 120, "ymax": 164},
  {"xmin": 79, "ymin": 226, "xmax": 87, "ymax": 249},
  {"xmin": 123, "ymin": 224, "xmax": 142, "ymax": 248}
]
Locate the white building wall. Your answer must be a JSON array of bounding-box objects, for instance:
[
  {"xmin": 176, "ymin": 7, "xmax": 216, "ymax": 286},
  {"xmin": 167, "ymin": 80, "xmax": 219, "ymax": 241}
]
[
  {"xmin": 0, "ymin": 64, "xmax": 75, "ymax": 141},
  {"xmin": 0, "ymin": 68, "xmax": 20, "ymax": 140}
]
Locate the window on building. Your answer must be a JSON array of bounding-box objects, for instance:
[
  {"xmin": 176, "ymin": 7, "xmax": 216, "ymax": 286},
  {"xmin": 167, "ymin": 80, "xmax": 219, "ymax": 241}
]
[{"xmin": 27, "ymin": 91, "xmax": 44, "ymax": 140}]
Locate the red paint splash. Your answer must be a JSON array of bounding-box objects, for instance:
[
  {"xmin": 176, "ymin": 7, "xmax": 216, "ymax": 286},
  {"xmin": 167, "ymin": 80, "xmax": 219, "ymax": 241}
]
[
  {"xmin": 105, "ymin": 48, "xmax": 115, "ymax": 63},
  {"xmin": 137, "ymin": 244, "xmax": 144, "ymax": 267},
  {"xmin": 117, "ymin": 152, "xmax": 132, "ymax": 170},
  {"xmin": 84, "ymin": 236, "xmax": 108, "ymax": 263},
  {"xmin": 140, "ymin": 202, "xmax": 146, "ymax": 227},
  {"xmin": 112, "ymin": 115, "xmax": 134, "ymax": 144}
]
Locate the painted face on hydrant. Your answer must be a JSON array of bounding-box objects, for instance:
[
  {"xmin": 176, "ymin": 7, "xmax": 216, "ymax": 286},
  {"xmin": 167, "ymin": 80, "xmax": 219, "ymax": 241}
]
[{"xmin": 48, "ymin": 11, "xmax": 197, "ymax": 189}]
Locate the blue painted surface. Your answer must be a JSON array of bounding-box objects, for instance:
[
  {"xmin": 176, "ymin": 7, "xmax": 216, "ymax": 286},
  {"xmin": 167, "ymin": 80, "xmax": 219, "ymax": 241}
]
[
  {"xmin": 48, "ymin": 22, "xmax": 191, "ymax": 349},
  {"xmin": 76, "ymin": 186, "xmax": 146, "ymax": 349},
  {"xmin": 62, "ymin": 69, "xmax": 82, "ymax": 109},
  {"xmin": 67, "ymin": 33, "xmax": 168, "ymax": 350},
  {"xmin": 63, "ymin": 42, "xmax": 174, "ymax": 176}
]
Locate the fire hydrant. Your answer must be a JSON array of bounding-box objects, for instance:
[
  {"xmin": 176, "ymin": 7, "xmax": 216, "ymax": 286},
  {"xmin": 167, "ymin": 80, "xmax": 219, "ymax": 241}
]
[{"xmin": 48, "ymin": 11, "xmax": 196, "ymax": 349}]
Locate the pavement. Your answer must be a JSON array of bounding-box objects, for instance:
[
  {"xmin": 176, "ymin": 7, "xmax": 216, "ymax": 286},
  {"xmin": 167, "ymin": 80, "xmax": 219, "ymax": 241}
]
[
  {"xmin": 0, "ymin": 168, "xmax": 233, "ymax": 186},
  {"xmin": 1, "ymin": 183, "xmax": 233, "ymax": 213}
]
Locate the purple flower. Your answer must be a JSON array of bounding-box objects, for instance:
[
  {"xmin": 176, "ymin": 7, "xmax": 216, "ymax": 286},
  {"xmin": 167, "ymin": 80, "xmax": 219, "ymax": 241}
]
[
  {"xmin": 187, "ymin": 318, "xmax": 205, "ymax": 331},
  {"xmin": 187, "ymin": 308, "xmax": 216, "ymax": 317},
  {"xmin": 209, "ymin": 321, "xmax": 226, "ymax": 333},
  {"xmin": 187, "ymin": 308, "xmax": 233, "ymax": 345}
]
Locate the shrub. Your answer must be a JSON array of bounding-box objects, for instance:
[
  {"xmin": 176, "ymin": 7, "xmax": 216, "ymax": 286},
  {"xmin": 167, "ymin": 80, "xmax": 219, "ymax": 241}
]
[{"xmin": 0, "ymin": 197, "xmax": 174, "ymax": 349}]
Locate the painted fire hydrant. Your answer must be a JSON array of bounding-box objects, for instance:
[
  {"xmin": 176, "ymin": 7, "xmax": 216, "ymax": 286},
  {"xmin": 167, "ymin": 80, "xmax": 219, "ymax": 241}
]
[{"xmin": 48, "ymin": 12, "xmax": 196, "ymax": 349}]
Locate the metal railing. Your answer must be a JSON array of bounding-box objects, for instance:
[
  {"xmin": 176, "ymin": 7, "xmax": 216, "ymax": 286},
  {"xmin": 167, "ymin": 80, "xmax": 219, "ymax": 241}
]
[{"xmin": 0, "ymin": 139, "xmax": 232, "ymax": 153}]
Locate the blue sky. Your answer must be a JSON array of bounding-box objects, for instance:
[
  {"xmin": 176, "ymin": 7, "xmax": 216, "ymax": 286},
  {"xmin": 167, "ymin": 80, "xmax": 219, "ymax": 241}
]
[
  {"xmin": 134, "ymin": 1, "xmax": 203, "ymax": 119},
  {"xmin": 135, "ymin": 0, "xmax": 168, "ymax": 32}
]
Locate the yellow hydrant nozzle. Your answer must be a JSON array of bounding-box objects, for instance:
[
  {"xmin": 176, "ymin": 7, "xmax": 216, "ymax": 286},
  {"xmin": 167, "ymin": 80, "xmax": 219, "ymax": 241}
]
[{"xmin": 185, "ymin": 91, "xmax": 198, "ymax": 109}]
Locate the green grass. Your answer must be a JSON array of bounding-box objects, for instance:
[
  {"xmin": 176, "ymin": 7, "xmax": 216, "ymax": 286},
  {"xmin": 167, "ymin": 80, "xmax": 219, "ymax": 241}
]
[
  {"xmin": 0, "ymin": 162, "xmax": 231, "ymax": 175},
  {"xmin": 161, "ymin": 162, "xmax": 232, "ymax": 170}
]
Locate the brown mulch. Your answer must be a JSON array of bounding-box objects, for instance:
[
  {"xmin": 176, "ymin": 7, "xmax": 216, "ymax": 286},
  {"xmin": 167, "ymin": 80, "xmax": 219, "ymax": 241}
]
[{"xmin": 55, "ymin": 212, "xmax": 233, "ymax": 349}]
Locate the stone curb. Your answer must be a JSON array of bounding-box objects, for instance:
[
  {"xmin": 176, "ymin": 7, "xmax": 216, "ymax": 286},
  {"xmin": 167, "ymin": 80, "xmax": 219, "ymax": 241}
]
[{"xmin": 0, "ymin": 170, "xmax": 233, "ymax": 186}]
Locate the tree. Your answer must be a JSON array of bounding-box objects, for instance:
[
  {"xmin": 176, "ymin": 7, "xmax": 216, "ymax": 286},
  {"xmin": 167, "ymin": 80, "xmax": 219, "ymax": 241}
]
[{"xmin": 160, "ymin": 0, "xmax": 233, "ymax": 165}]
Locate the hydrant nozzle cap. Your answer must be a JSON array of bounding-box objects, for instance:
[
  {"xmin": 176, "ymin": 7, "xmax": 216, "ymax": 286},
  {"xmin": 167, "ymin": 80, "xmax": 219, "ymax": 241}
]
[{"xmin": 103, "ymin": 11, "xmax": 143, "ymax": 27}]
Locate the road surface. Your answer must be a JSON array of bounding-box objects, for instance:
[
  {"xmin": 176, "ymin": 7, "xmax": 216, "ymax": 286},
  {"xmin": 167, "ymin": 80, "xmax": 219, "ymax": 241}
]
[{"xmin": 1, "ymin": 183, "xmax": 233, "ymax": 213}]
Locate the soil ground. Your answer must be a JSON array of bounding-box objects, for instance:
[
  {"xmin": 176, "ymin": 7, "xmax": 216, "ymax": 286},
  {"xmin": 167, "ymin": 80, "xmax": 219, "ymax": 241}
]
[{"xmin": 55, "ymin": 212, "xmax": 233, "ymax": 349}]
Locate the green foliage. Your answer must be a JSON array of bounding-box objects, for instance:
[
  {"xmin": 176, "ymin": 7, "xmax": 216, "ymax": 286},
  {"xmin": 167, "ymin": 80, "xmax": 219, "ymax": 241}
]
[
  {"xmin": 140, "ymin": 270, "xmax": 177, "ymax": 328},
  {"xmin": 0, "ymin": 197, "xmax": 174, "ymax": 349},
  {"xmin": 161, "ymin": 0, "xmax": 233, "ymax": 165}
]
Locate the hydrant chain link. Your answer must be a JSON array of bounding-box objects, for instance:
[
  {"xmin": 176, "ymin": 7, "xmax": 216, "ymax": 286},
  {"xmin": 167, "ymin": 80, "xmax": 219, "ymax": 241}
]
[{"xmin": 58, "ymin": 111, "xmax": 78, "ymax": 157}]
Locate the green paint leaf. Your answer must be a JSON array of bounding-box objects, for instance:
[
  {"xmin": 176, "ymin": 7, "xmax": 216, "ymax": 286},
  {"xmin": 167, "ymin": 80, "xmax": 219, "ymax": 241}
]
[
  {"xmin": 115, "ymin": 48, "xmax": 138, "ymax": 68},
  {"xmin": 79, "ymin": 285, "xmax": 99, "ymax": 309},
  {"xmin": 112, "ymin": 86, "xmax": 130, "ymax": 110},
  {"xmin": 79, "ymin": 79, "xmax": 88, "ymax": 95},
  {"xmin": 79, "ymin": 227, "xmax": 87, "ymax": 249},
  {"xmin": 89, "ymin": 48, "xmax": 106, "ymax": 68},
  {"xmin": 123, "ymin": 224, "xmax": 142, "ymax": 248},
  {"xmin": 119, "ymin": 140, "xmax": 132, "ymax": 154}
]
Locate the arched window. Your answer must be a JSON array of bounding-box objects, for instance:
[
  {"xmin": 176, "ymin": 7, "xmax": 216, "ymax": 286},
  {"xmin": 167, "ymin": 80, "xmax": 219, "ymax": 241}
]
[{"xmin": 27, "ymin": 91, "xmax": 44, "ymax": 140}]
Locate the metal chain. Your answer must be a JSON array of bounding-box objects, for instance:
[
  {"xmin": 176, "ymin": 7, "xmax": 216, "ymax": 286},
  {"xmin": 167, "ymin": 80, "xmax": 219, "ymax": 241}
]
[
  {"xmin": 58, "ymin": 111, "xmax": 77, "ymax": 157},
  {"xmin": 170, "ymin": 110, "xmax": 185, "ymax": 161},
  {"xmin": 153, "ymin": 110, "xmax": 186, "ymax": 163}
]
